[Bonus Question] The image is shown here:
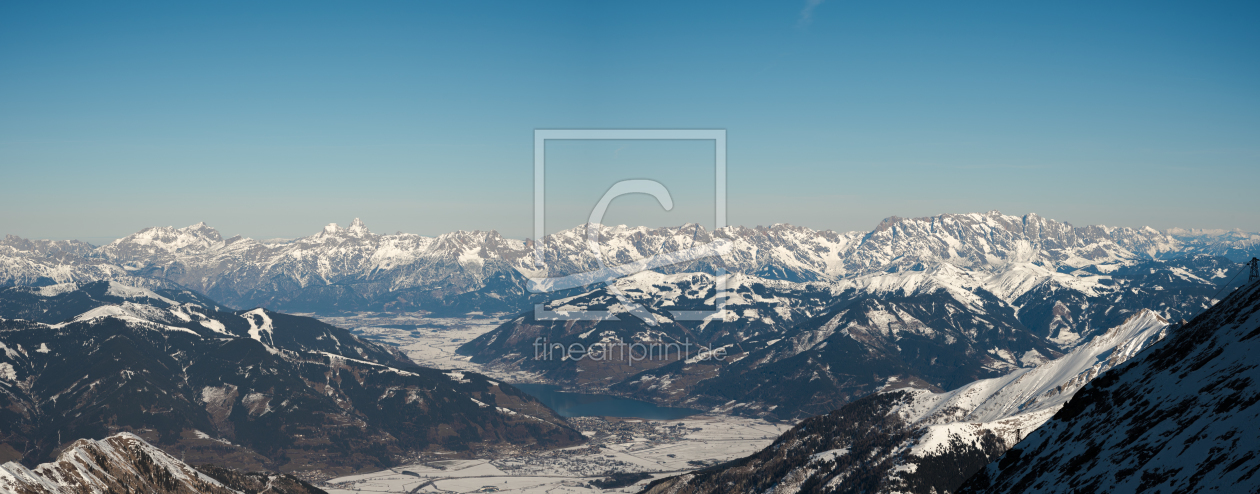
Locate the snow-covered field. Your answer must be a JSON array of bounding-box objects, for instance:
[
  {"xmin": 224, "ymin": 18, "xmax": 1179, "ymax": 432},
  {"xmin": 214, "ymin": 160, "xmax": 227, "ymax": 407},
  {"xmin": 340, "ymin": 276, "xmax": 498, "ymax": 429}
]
[
  {"xmin": 312, "ymin": 313, "xmax": 792, "ymax": 493},
  {"xmin": 324, "ymin": 414, "xmax": 789, "ymax": 493},
  {"xmin": 309, "ymin": 312, "xmax": 543, "ymax": 382}
]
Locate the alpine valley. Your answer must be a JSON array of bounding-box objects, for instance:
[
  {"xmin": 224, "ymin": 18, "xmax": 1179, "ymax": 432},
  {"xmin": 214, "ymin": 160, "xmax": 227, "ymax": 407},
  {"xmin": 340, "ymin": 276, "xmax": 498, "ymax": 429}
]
[
  {"xmin": 1, "ymin": 211, "xmax": 1258, "ymax": 494},
  {"xmin": 0, "ymin": 281, "xmax": 582, "ymax": 476}
]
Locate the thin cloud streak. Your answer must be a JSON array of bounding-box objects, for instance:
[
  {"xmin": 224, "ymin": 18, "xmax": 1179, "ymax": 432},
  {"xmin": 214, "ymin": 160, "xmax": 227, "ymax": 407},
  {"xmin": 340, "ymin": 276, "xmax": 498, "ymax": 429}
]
[{"xmin": 798, "ymin": 0, "xmax": 825, "ymax": 27}]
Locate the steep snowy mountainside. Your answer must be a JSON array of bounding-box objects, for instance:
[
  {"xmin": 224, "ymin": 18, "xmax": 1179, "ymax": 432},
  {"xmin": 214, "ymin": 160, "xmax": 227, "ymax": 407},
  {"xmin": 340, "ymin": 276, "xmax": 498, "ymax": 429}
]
[
  {"xmin": 643, "ymin": 310, "xmax": 1170, "ymax": 494},
  {"xmin": 902, "ymin": 310, "xmax": 1169, "ymax": 427},
  {"xmin": 881, "ymin": 309, "xmax": 1171, "ymax": 489},
  {"xmin": 959, "ymin": 279, "xmax": 1260, "ymax": 493},
  {"xmin": 0, "ymin": 433, "xmax": 236, "ymax": 494}
]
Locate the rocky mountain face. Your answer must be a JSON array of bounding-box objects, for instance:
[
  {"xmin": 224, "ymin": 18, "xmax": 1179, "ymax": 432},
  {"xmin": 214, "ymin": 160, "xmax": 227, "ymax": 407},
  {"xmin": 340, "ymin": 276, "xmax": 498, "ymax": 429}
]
[
  {"xmin": 0, "ymin": 433, "xmax": 237, "ymax": 494},
  {"xmin": 958, "ymin": 279, "xmax": 1260, "ymax": 493},
  {"xmin": 642, "ymin": 310, "xmax": 1171, "ymax": 494},
  {"xmin": 0, "ymin": 212, "xmax": 1254, "ymax": 315},
  {"xmin": 0, "ymin": 284, "xmax": 582, "ymax": 475}
]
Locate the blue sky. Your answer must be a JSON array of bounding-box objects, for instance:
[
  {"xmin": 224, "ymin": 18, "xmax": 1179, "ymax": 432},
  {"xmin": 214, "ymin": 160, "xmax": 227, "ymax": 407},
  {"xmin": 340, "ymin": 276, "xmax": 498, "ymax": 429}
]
[{"xmin": 1, "ymin": 1, "xmax": 1257, "ymax": 242}]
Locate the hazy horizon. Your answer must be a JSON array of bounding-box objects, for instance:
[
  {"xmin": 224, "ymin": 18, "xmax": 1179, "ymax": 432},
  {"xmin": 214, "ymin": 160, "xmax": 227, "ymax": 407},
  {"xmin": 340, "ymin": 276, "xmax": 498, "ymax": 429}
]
[{"xmin": 11, "ymin": 210, "xmax": 1256, "ymax": 246}]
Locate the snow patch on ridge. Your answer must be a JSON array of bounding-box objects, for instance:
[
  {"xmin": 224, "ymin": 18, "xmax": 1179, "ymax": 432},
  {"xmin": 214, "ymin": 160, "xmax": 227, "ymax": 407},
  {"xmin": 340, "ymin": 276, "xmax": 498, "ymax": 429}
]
[
  {"xmin": 241, "ymin": 308, "xmax": 277, "ymax": 352},
  {"xmin": 105, "ymin": 282, "xmax": 176, "ymax": 304},
  {"xmin": 35, "ymin": 283, "xmax": 78, "ymax": 297}
]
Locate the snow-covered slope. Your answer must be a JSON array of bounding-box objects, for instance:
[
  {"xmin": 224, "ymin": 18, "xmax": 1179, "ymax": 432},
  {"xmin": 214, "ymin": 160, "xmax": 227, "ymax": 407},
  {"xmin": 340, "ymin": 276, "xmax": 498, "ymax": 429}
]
[
  {"xmin": 902, "ymin": 309, "xmax": 1170, "ymax": 428},
  {"xmin": 0, "ymin": 432, "xmax": 236, "ymax": 494},
  {"xmin": 643, "ymin": 310, "xmax": 1171, "ymax": 494},
  {"xmin": 959, "ymin": 280, "xmax": 1260, "ymax": 493},
  {"xmin": 0, "ymin": 280, "xmax": 229, "ymax": 325}
]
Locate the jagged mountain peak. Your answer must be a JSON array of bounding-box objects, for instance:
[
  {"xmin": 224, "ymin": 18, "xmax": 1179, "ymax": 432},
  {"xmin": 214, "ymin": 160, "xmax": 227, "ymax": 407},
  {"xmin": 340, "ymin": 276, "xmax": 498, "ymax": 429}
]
[
  {"xmin": 184, "ymin": 221, "xmax": 215, "ymax": 233},
  {"xmin": 0, "ymin": 432, "xmax": 236, "ymax": 494},
  {"xmin": 347, "ymin": 217, "xmax": 369, "ymax": 235},
  {"xmin": 99, "ymin": 222, "xmax": 224, "ymax": 259},
  {"xmin": 315, "ymin": 218, "xmax": 372, "ymax": 239},
  {"xmin": 434, "ymin": 228, "xmax": 506, "ymax": 239},
  {"xmin": 430, "ymin": 229, "xmax": 515, "ymax": 253}
]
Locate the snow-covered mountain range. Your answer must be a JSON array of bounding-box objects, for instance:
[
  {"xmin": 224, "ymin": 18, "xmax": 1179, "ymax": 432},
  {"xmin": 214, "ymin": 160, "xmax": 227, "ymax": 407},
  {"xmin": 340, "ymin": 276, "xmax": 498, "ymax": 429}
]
[
  {"xmin": 4, "ymin": 211, "xmax": 1238, "ymax": 421},
  {"xmin": 1, "ymin": 212, "xmax": 1255, "ymax": 315},
  {"xmin": 1, "ymin": 212, "xmax": 1255, "ymax": 493}
]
